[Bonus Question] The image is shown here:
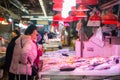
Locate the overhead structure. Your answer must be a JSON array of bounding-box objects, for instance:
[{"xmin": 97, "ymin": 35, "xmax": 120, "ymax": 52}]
[
  {"xmin": 38, "ymin": 0, "xmax": 47, "ymax": 17},
  {"xmin": 9, "ymin": 0, "xmax": 29, "ymax": 14},
  {"xmin": 100, "ymin": 0, "xmax": 120, "ymax": 10},
  {"xmin": 0, "ymin": 5, "xmax": 20, "ymax": 19}
]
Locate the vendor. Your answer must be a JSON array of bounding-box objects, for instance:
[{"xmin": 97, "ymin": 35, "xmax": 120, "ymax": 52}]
[{"xmin": 102, "ymin": 24, "xmax": 117, "ymax": 37}]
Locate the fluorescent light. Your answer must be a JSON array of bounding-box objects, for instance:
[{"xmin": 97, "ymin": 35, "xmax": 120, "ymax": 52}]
[{"xmin": 39, "ymin": 0, "xmax": 47, "ymax": 17}]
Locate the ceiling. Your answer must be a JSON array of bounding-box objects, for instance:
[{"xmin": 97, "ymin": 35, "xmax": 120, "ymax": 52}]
[
  {"xmin": 0, "ymin": 0, "xmax": 119, "ymax": 20},
  {"xmin": 0, "ymin": 0, "xmax": 54, "ymax": 19}
]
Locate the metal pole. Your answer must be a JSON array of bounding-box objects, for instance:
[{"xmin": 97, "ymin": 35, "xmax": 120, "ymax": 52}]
[{"xmin": 79, "ymin": 28, "xmax": 83, "ymax": 57}]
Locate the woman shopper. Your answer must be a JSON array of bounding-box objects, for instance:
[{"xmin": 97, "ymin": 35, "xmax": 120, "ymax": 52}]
[
  {"xmin": 9, "ymin": 24, "xmax": 40, "ymax": 80},
  {"xmin": 5, "ymin": 30, "xmax": 20, "ymax": 80}
]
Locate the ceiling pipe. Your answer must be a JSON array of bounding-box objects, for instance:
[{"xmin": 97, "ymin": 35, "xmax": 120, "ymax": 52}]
[
  {"xmin": 100, "ymin": 0, "xmax": 120, "ymax": 10},
  {"xmin": 8, "ymin": 0, "xmax": 29, "ymax": 14},
  {"xmin": 38, "ymin": 0, "xmax": 47, "ymax": 17}
]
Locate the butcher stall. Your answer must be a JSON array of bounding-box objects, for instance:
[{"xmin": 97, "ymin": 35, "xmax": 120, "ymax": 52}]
[{"xmin": 39, "ymin": 48, "xmax": 120, "ymax": 80}]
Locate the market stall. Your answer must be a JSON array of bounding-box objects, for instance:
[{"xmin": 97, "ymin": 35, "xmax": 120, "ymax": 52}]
[
  {"xmin": 43, "ymin": 38, "xmax": 62, "ymax": 51},
  {"xmin": 39, "ymin": 49, "xmax": 120, "ymax": 80},
  {"xmin": 75, "ymin": 36, "xmax": 120, "ymax": 58}
]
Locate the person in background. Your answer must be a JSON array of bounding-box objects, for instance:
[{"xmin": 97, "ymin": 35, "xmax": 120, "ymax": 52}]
[
  {"xmin": 9, "ymin": 24, "xmax": 40, "ymax": 80},
  {"xmin": 36, "ymin": 32, "xmax": 44, "ymax": 71},
  {"xmin": 43, "ymin": 32, "xmax": 49, "ymax": 44},
  {"xmin": 37, "ymin": 32, "xmax": 42, "ymax": 44},
  {"xmin": 4, "ymin": 30, "xmax": 20, "ymax": 79}
]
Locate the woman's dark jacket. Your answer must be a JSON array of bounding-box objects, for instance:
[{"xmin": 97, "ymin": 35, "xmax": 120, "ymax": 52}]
[{"xmin": 5, "ymin": 36, "xmax": 19, "ymax": 71}]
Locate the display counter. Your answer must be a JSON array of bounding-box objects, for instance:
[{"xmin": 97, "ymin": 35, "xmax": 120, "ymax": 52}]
[
  {"xmin": 75, "ymin": 36, "xmax": 120, "ymax": 58},
  {"xmin": 39, "ymin": 49, "xmax": 120, "ymax": 80},
  {"xmin": 40, "ymin": 70, "xmax": 120, "ymax": 80},
  {"xmin": 43, "ymin": 38, "xmax": 62, "ymax": 51}
]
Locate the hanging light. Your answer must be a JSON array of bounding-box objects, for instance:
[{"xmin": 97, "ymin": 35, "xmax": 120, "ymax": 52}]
[
  {"xmin": 102, "ymin": 12, "xmax": 118, "ymax": 24},
  {"xmin": 76, "ymin": 5, "xmax": 89, "ymax": 11},
  {"xmin": 0, "ymin": 17, "xmax": 4, "ymax": 23},
  {"xmin": 53, "ymin": 13, "xmax": 63, "ymax": 21},
  {"xmin": 0, "ymin": 17, "xmax": 4, "ymax": 21},
  {"xmin": 87, "ymin": 12, "xmax": 101, "ymax": 26},
  {"xmin": 53, "ymin": 3, "xmax": 63, "ymax": 11},
  {"xmin": 76, "ymin": 11, "xmax": 87, "ymax": 18},
  {"xmin": 82, "ymin": 0, "xmax": 98, "ymax": 5},
  {"xmin": 63, "ymin": 16, "xmax": 73, "ymax": 22},
  {"xmin": 70, "ymin": 11, "xmax": 77, "ymax": 16},
  {"xmin": 53, "ymin": 0, "xmax": 64, "ymax": 3},
  {"xmin": 76, "ymin": 0, "xmax": 82, "ymax": 4},
  {"xmin": 71, "ymin": 6, "xmax": 77, "ymax": 11},
  {"xmin": 70, "ymin": 6, "xmax": 77, "ymax": 16},
  {"xmin": 73, "ymin": 16, "xmax": 82, "ymax": 21},
  {"xmin": 52, "ymin": 21, "xmax": 59, "ymax": 27},
  {"xmin": 89, "ymin": 12, "xmax": 101, "ymax": 21},
  {"xmin": 1, "ymin": 19, "xmax": 9, "ymax": 25}
]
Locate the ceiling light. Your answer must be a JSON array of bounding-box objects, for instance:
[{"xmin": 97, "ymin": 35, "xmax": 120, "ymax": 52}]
[
  {"xmin": 89, "ymin": 12, "xmax": 101, "ymax": 21},
  {"xmin": 102, "ymin": 12, "xmax": 118, "ymax": 24},
  {"xmin": 39, "ymin": 0, "xmax": 47, "ymax": 17},
  {"xmin": 63, "ymin": 16, "xmax": 73, "ymax": 22},
  {"xmin": 8, "ymin": 18, "xmax": 13, "ymax": 22},
  {"xmin": 76, "ymin": 11, "xmax": 87, "ymax": 18},
  {"xmin": 76, "ymin": 5, "xmax": 89, "ymax": 11},
  {"xmin": 53, "ymin": 13, "xmax": 63, "ymax": 21},
  {"xmin": 53, "ymin": 3, "xmax": 63, "ymax": 11},
  {"xmin": 83, "ymin": 0, "xmax": 98, "ymax": 5},
  {"xmin": 53, "ymin": 0, "xmax": 64, "ymax": 3}
]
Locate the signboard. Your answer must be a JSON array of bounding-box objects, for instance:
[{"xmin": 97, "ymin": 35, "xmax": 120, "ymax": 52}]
[{"xmin": 37, "ymin": 20, "xmax": 49, "ymax": 25}]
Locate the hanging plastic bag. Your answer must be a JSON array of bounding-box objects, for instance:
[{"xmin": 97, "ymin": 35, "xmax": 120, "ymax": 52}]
[{"xmin": 89, "ymin": 27, "xmax": 104, "ymax": 47}]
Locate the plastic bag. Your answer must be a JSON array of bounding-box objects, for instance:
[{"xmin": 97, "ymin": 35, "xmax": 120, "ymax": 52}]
[{"xmin": 90, "ymin": 27, "xmax": 104, "ymax": 47}]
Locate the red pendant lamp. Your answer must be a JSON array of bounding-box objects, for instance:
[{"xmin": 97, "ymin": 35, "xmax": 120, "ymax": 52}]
[
  {"xmin": 0, "ymin": 17, "xmax": 4, "ymax": 23},
  {"xmin": 73, "ymin": 16, "xmax": 82, "ymax": 21},
  {"xmin": 87, "ymin": 12, "xmax": 101, "ymax": 27},
  {"xmin": 76, "ymin": 11, "xmax": 87, "ymax": 18},
  {"xmin": 53, "ymin": 3, "xmax": 63, "ymax": 11},
  {"xmin": 89, "ymin": 12, "xmax": 101, "ymax": 21},
  {"xmin": 117, "ymin": 21, "xmax": 120, "ymax": 28},
  {"xmin": 76, "ymin": 5, "xmax": 89, "ymax": 11},
  {"xmin": 53, "ymin": 13, "xmax": 63, "ymax": 21},
  {"xmin": 52, "ymin": 22, "xmax": 59, "ymax": 27},
  {"xmin": 71, "ymin": 6, "xmax": 77, "ymax": 11},
  {"xmin": 70, "ymin": 6, "xmax": 77, "ymax": 16},
  {"xmin": 102, "ymin": 12, "xmax": 118, "ymax": 24},
  {"xmin": 77, "ymin": 0, "xmax": 98, "ymax": 5},
  {"xmin": 53, "ymin": 0, "xmax": 64, "ymax": 3},
  {"xmin": 70, "ymin": 11, "xmax": 77, "ymax": 16},
  {"xmin": 76, "ymin": 0, "xmax": 82, "ymax": 4},
  {"xmin": 63, "ymin": 16, "xmax": 73, "ymax": 22}
]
